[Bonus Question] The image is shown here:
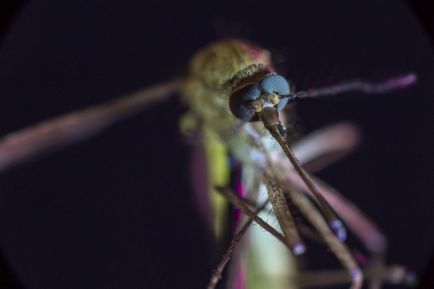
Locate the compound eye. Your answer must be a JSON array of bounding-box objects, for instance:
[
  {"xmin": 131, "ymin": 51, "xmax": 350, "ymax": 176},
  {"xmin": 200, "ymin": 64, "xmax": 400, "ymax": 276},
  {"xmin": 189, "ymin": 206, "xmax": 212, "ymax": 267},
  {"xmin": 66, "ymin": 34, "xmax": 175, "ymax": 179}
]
[
  {"xmin": 260, "ymin": 74, "xmax": 291, "ymax": 111},
  {"xmin": 229, "ymin": 84, "xmax": 261, "ymax": 120},
  {"xmin": 260, "ymin": 74, "xmax": 290, "ymax": 95}
]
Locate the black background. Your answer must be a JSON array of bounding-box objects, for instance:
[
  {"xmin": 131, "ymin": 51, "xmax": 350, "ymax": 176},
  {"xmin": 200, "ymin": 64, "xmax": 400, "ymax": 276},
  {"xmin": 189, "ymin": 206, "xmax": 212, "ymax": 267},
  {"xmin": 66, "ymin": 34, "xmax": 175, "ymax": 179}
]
[{"xmin": 0, "ymin": 1, "xmax": 432, "ymax": 289}]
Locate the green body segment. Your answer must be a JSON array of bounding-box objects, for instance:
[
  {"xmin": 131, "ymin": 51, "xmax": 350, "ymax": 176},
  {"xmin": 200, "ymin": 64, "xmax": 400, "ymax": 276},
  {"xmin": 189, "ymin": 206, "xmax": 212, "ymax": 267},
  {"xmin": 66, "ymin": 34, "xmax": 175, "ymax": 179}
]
[{"xmin": 182, "ymin": 39, "xmax": 272, "ymax": 137}]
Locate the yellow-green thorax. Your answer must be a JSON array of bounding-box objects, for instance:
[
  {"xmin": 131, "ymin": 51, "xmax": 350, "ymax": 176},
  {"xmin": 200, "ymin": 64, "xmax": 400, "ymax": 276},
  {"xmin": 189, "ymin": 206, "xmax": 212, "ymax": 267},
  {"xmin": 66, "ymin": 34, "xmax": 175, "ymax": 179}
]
[{"xmin": 182, "ymin": 39, "xmax": 273, "ymax": 137}]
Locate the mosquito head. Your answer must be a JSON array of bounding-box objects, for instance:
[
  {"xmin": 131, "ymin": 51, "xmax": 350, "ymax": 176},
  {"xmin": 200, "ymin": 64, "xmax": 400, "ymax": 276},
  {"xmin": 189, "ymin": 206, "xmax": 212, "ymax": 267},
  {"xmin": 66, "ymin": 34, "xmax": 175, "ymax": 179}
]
[{"xmin": 229, "ymin": 74, "xmax": 296, "ymax": 122}]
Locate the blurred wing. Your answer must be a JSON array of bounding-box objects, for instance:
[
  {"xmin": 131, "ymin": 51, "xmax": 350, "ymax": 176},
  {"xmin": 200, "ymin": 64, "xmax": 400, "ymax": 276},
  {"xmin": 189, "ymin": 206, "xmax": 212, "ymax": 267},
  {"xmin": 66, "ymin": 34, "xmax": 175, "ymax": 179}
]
[{"xmin": 0, "ymin": 79, "xmax": 181, "ymax": 173}]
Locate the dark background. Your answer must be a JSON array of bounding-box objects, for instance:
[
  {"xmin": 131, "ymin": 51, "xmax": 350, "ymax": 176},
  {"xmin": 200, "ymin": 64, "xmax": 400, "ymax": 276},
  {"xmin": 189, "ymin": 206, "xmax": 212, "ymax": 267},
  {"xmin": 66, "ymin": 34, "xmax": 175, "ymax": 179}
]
[{"xmin": 0, "ymin": 1, "xmax": 432, "ymax": 289}]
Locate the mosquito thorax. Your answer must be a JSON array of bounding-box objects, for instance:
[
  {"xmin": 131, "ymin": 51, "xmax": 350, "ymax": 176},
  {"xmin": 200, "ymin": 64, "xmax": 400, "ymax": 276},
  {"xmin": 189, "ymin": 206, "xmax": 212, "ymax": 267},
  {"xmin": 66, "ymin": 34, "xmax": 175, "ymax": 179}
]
[{"xmin": 181, "ymin": 40, "xmax": 273, "ymax": 137}]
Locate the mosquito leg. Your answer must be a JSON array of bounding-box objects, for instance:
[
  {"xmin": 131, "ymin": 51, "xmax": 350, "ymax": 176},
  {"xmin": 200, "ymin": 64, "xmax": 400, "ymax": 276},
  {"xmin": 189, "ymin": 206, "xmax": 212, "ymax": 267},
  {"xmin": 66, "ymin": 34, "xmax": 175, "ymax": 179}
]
[
  {"xmin": 241, "ymin": 195, "xmax": 325, "ymax": 246},
  {"xmin": 283, "ymin": 184, "xmax": 363, "ymax": 289},
  {"xmin": 275, "ymin": 122, "xmax": 387, "ymax": 254},
  {"xmin": 263, "ymin": 177, "xmax": 306, "ymax": 255},
  {"xmin": 214, "ymin": 186, "xmax": 300, "ymax": 289},
  {"xmin": 280, "ymin": 163, "xmax": 387, "ymax": 257},
  {"xmin": 260, "ymin": 117, "xmax": 347, "ymax": 242},
  {"xmin": 241, "ymin": 126, "xmax": 328, "ymax": 248},
  {"xmin": 215, "ymin": 187, "xmax": 288, "ymax": 248},
  {"xmin": 297, "ymin": 176, "xmax": 387, "ymax": 289},
  {"xmin": 298, "ymin": 265, "xmax": 416, "ymax": 288},
  {"xmin": 207, "ymin": 199, "xmax": 268, "ymax": 289},
  {"xmin": 282, "ymin": 166, "xmax": 387, "ymax": 288},
  {"xmin": 0, "ymin": 80, "xmax": 181, "ymax": 173},
  {"xmin": 290, "ymin": 122, "xmax": 361, "ymax": 173}
]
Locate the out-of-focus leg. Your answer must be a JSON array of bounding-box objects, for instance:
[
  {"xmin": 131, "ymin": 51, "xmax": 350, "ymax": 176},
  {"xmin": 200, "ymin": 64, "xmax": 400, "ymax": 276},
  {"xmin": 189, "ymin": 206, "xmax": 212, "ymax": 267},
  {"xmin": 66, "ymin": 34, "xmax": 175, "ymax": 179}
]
[
  {"xmin": 283, "ymin": 183, "xmax": 363, "ymax": 289},
  {"xmin": 298, "ymin": 265, "xmax": 416, "ymax": 288},
  {"xmin": 0, "ymin": 80, "xmax": 181, "ymax": 173},
  {"xmin": 287, "ymin": 174, "xmax": 387, "ymax": 259},
  {"xmin": 290, "ymin": 122, "xmax": 361, "ymax": 173}
]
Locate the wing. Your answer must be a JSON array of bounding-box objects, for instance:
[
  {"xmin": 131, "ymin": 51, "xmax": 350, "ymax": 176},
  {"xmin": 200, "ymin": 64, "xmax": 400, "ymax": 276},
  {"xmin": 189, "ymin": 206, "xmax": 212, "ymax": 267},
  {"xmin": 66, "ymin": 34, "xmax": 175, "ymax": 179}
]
[{"xmin": 0, "ymin": 79, "xmax": 181, "ymax": 173}]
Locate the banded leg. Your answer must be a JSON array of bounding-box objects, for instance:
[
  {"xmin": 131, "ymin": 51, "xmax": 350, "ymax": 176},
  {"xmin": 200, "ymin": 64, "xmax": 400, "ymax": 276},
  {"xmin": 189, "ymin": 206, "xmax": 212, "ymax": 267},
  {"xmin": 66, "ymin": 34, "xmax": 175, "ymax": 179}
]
[
  {"xmin": 263, "ymin": 177, "xmax": 305, "ymax": 255},
  {"xmin": 281, "ymin": 181, "xmax": 363, "ymax": 289}
]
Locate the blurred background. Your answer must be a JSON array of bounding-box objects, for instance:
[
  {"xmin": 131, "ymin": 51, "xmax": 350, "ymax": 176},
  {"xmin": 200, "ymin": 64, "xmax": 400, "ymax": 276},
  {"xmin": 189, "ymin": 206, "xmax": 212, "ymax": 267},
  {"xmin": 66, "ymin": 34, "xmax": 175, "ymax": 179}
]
[{"xmin": 0, "ymin": 1, "xmax": 432, "ymax": 289}]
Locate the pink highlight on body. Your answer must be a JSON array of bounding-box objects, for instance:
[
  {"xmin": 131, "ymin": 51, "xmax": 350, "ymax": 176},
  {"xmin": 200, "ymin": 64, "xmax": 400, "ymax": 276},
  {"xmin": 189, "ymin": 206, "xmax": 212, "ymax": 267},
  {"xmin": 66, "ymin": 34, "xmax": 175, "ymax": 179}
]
[
  {"xmin": 236, "ymin": 177, "xmax": 247, "ymax": 198},
  {"xmin": 236, "ymin": 261, "xmax": 247, "ymax": 289},
  {"xmin": 236, "ymin": 39, "xmax": 272, "ymax": 67}
]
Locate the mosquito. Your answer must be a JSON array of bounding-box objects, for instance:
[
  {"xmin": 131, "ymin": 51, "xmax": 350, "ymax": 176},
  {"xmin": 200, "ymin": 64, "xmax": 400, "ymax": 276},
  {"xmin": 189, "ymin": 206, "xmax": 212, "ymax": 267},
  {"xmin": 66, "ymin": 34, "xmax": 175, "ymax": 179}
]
[{"xmin": 0, "ymin": 39, "xmax": 417, "ymax": 289}]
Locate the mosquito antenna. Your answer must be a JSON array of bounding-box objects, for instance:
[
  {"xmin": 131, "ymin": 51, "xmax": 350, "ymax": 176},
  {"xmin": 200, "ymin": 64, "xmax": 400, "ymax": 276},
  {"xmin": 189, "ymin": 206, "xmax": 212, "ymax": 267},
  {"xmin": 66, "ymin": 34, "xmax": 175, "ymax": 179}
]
[
  {"xmin": 259, "ymin": 107, "xmax": 346, "ymax": 241},
  {"xmin": 281, "ymin": 73, "xmax": 417, "ymax": 100}
]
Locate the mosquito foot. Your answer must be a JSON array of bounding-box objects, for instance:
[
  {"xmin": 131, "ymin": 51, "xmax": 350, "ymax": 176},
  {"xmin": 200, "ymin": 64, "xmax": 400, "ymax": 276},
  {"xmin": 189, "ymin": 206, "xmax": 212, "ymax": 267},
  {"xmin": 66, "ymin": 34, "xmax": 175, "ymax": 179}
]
[
  {"xmin": 292, "ymin": 243, "xmax": 306, "ymax": 255},
  {"xmin": 330, "ymin": 219, "xmax": 347, "ymax": 241}
]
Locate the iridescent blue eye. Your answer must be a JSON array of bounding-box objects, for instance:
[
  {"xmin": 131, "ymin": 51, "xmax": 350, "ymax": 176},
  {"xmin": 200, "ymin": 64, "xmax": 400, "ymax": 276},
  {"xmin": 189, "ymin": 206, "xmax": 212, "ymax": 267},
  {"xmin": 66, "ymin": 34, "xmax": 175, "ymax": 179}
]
[
  {"xmin": 260, "ymin": 74, "xmax": 290, "ymax": 95},
  {"xmin": 260, "ymin": 74, "xmax": 291, "ymax": 111},
  {"xmin": 229, "ymin": 85, "xmax": 261, "ymax": 120}
]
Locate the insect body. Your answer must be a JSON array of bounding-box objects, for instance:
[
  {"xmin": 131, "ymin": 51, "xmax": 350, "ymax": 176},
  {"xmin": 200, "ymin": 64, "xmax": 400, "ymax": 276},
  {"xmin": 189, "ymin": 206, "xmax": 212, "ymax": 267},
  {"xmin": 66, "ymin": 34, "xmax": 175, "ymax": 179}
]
[
  {"xmin": 182, "ymin": 39, "xmax": 416, "ymax": 289},
  {"xmin": 0, "ymin": 39, "xmax": 416, "ymax": 289}
]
